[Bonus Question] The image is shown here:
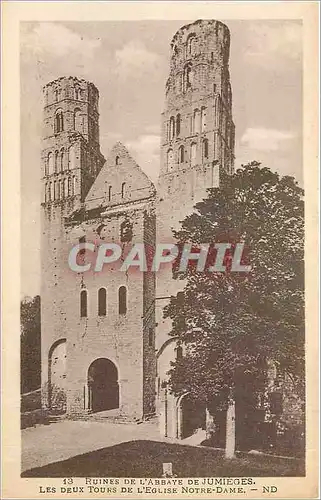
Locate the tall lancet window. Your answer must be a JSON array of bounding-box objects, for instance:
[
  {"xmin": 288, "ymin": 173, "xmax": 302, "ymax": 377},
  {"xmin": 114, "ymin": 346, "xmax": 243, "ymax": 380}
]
[
  {"xmin": 178, "ymin": 145, "xmax": 184, "ymax": 164},
  {"xmin": 203, "ymin": 139, "xmax": 209, "ymax": 160},
  {"xmin": 98, "ymin": 288, "xmax": 107, "ymax": 317},
  {"xmin": 74, "ymin": 108, "xmax": 82, "ymax": 133},
  {"xmin": 176, "ymin": 114, "xmax": 181, "ymax": 136},
  {"xmin": 69, "ymin": 144, "xmax": 76, "ymax": 170},
  {"xmin": 187, "ymin": 35, "xmax": 197, "ymax": 56},
  {"xmin": 201, "ymin": 107, "xmax": 207, "ymax": 132},
  {"xmin": 193, "ymin": 109, "xmax": 200, "ymax": 134},
  {"xmin": 48, "ymin": 152, "xmax": 54, "ymax": 175},
  {"xmin": 54, "ymin": 110, "xmax": 64, "ymax": 133},
  {"xmin": 54, "ymin": 151, "xmax": 59, "ymax": 173},
  {"xmin": 118, "ymin": 286, "xmax": 127, "ymax": 315},
  {"xmin": 80, "ymin": 290, "xmax": 88, "ymax": 318},
  {"xmin": 169, "ymin": 116, "xmax": 175, "ymax": 140},
  {"xmin": 183, "ymin": 64, "xmax": 192, "ymax": 92},
  {"xmin": 64, "ymin": 178, "xmax": 68, "ymax": 198},
  {"xmin": 60, "ymin": 150, "xmax": 64, "ymax": 172}
]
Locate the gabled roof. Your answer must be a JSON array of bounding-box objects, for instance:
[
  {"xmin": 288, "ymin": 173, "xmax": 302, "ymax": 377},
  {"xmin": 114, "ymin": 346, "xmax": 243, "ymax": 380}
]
[{"xmin": 85, "ymin": 142, "xmax": 155, "ymax": 211}]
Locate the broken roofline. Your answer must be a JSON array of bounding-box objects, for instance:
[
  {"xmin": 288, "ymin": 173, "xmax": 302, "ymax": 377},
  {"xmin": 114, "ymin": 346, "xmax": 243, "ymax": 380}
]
[{"xmin": 68, "ymin": 242, "xmax": 251, "ymax": 274}]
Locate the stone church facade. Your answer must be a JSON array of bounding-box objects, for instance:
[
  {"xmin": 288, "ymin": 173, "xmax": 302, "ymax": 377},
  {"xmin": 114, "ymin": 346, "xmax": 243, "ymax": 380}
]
[{"xmin": 40, "ymin": 20, "xmax": 303, "ymax": 442}]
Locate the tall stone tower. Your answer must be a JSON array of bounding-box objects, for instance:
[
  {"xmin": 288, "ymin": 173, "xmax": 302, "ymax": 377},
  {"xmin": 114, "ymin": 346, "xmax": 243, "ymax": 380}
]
[
  {"xmin": 40, "ymin": 77, "xmax": 105, "ymax": 410},
  {"xmin": 42, "ymin": 76, "xmax": 105, "ymax": 209},
  {"xmin": 157, "ymin": 19, "xmax": 235, "ymax": 243},
  {"xmin": 156, "ymin": 20, "xmax": 235, "ymax": 397}
]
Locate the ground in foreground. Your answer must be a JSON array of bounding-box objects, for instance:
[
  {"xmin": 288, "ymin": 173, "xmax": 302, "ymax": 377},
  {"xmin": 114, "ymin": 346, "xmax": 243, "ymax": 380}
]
[{"xmin": 22, "ymin": 440, "xmax": 304, "ymax": 478}]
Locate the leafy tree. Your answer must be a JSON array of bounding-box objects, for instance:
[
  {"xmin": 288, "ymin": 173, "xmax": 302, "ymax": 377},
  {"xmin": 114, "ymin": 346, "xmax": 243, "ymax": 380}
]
[
  {"xmin": 21, "ymin": 295, "xmax": 41, "ymax": 393},
  {"xmin": 165, "ymin": 162, "xmax": 304, "ymax": 452}
]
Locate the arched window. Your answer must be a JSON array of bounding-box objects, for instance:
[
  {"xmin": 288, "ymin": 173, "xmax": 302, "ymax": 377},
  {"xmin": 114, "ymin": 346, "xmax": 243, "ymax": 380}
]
[
  {"xmin": 108, "ymin": 186, "xmax": 112, "ymax": 201},
  {"xmin": 64, "ymin": 178, "xmax": 68, "ymax": 198},
  {"xmin": 121, "ymin": 182, "xmax": 126, "ymax": 198},
  {"xmin": 193, "ymin": 109, "xmax": 200, "ymax": 134},
  {"xmin": 54, "ymin": 110, "xmax": 64, "ymax": 133},
  {"xmin": 60, "ymin": 150, "xmax": 64, "ymax": 172},
  {"xmin": 80, "ymin": 290, "xmax": 88, "ymax": 318},
  {"xmin": 54, "ymin": 151, "xmax": 59, "ymax": 173},
  {"xmin": 61, "ymin": 178, "xmax": 65, "ymax": 198},
  {"xmin": 75, "ymin": 87, "xmax": 80, "ymax": 100},
  {"xmin": 169, "ymin": 116, "xmax": 175, "ymax": 140},
  {"xmin": 203, "ymin": 138, "xmax": 209, "ymax": 159},
  {"xmin": 176, "ymin": 345, "xmax": 183, "ymax": 360},
  {"xmin": 69, "ymin": 144, "xmax": 76, "ymax": 170},
  {"xmin": 201, "ymin": 107, "xmax": 207, "ymax": 132},
  {"xmin": 49, "ymin": 182, "xmax": 53, "ymax": 201},
  {"xmin": 98, "ymin": 288, "xmax": 107, "ymax": 317},
  {"xmin": 118, "ymin": 286, "xmax": 127, "ymax": 315},
  {"xmin": 191, "ymin": 142, "xmax": 197, "ymax": 166},
  {"xmin": 176, "ymin": 113, "xmax": 181, "ymax": 136},
  {"xmin": 68, "ymin": 177, "xmax": 72, "ymax": 196},
  {"xmin": 54, "ymin": 181, "xmax": 59, "ymax": 201},
  {"xmin": 183, "ymin": 64, "xmax": 192, "ymax": 92},
  {"xmin": 187, "ymin": 34, "xmax": 197, "ymax": 55},
  {"xmin": 48, "ymin": 152, "xmax": 54, "ymax": 175},
  {"xmin": 115, "ymin": 156, "xmax": 120, "ymax": 165},
  {"xmin": 178, "ymin": 145, "xmax": 184, "ymax": 164},
  {"xmin": 167, "ymin": 148, "xmax": 174, "ymax": 172},
  {"xmin": 74, "ymin": 108, "xmax": 82, "ymax": 132}
]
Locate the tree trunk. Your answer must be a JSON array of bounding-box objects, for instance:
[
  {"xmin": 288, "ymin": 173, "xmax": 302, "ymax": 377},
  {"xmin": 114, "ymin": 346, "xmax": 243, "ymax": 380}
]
[
  {"xmin": 205, "ymin": 407, "xmax": 215, "ymax": 440},
  {"xmin": 225, "ymin": 397, "xmax": 236, "ymax": 459}
]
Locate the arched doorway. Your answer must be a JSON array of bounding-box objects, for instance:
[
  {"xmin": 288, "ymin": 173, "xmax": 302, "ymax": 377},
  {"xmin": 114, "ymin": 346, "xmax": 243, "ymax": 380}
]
[
  {"xmin": 48, "ymin": 339, "xmax": 67, "ymax": 413},
  {"xmin": 177, "ymin": 393, "xmax": 206, "ymax": 439},
  {"xmin": 88, "ymin": 358, "xmax": 119, "ymax": 413}
]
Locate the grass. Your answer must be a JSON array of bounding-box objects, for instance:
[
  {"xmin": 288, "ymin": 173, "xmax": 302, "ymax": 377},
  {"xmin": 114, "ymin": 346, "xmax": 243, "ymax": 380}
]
[{"xmin": 22, "ymin": 439, "xmax": 305, "ymax": 478}]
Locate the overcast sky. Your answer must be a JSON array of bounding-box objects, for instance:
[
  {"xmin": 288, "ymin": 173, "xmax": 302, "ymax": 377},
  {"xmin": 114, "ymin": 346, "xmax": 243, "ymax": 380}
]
[{"xmin": 21, "ymin": 20, "xmax": 303, "ymax": 298}]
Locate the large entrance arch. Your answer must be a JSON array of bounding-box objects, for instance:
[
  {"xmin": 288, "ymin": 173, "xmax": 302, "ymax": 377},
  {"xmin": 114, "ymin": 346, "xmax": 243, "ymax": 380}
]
[
  {"xmin": 88, "ymin": 358, "xmax": 119, "ymax": 413},
  {"xmin": 177, "ymin": 393, "xmax": 206, "ymax": 439}
]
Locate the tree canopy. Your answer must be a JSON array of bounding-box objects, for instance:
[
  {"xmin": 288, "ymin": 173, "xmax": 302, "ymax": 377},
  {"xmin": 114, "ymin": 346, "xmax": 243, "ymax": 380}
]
[
  {"xmin": 165, "ymin": 162, "xmax": 304, "ymax": 408},
  {"xmin": 21, "ymin": 295, "xmax": 41, "ymax": 393}
]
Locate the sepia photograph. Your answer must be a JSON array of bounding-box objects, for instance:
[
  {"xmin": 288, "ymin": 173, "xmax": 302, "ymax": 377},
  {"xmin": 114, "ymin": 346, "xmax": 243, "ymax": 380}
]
[{"xmin": 1, "ymin": 1, "xmax": 319, "ymax": 499}]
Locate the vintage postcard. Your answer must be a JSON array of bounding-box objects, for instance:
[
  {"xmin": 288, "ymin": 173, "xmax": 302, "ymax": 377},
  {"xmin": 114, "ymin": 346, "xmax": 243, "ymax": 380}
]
[{"xmin": 1, "ymin": 1, "xmax": 319, "ymax": 499}]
